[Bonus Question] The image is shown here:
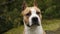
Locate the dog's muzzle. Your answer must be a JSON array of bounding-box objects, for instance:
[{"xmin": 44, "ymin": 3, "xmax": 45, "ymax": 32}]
[
  {"xmin": 27, "ymin": 17, "xmax": 40, "ymax": 27},
  {"xmin": 32, "ymin": 17, "xmax": 40, "ymax": 26}
]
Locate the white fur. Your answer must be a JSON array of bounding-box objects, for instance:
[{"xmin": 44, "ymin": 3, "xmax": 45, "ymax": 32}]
[{"xmin": 24, "ymin": 25, "xmax": 43, "ymax": 34}]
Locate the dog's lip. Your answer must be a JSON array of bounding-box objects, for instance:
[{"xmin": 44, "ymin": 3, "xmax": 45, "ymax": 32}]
[
  {"xmin": 27, "ymin": 25, "xmax": 40, "ymax": 29},
  {"xmin": 27, "ymin": 24, "xmax": 40, "ymax": 27},
  {"xmin": 31, "ymin": 24, "xmax": 40, "ymax": 26},
  {"xmin": 27, "ymin": 24, "xmax": 31, "ymax": 27}
]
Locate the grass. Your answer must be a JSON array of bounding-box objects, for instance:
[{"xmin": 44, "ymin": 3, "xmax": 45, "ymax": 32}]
[
  {"xmin": 42, "ymin": 19, "xmax": 60, "ymax": 31},
  {"xmin": 4, "ymin": 19, "xmax": 60, "ymax": 34},
  {"xmin": 4, "ymin": 26, "xmax": 24, "ymax": 34}
]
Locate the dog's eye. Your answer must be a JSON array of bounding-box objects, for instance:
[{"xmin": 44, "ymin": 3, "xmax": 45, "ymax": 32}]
[
  {"xmin": 26, "ymin": 13, "xmax": 31, "ymax": 16},
  {"xmin": 36, "ymin": 12, "xmax": 40, "ymax": 15}
]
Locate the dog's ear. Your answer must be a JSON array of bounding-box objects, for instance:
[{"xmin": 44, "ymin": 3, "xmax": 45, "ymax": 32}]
[
  {"xmin": 33, "ymin": 0, "xmax": 38, "ymax": 7},
  {"xmin": 22, "ymin": 0, "xmax": 27, "ymax": 10}
]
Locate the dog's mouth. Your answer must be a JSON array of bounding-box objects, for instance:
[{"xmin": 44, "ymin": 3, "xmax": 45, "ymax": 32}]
[{"xmin": 27, "ymin": 23, "xmax": 40, "ymax": 27}]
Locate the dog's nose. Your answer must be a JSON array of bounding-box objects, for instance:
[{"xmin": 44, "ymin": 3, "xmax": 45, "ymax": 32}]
[{"xmin": 32, "ymin": 17, "xmax": 38, "ymax": 24}]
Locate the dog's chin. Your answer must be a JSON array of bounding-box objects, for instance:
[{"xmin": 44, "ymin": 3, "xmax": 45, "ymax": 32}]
[{"xmin": 27, "ymin": 24, "xmax": 40, "ymax": 27}]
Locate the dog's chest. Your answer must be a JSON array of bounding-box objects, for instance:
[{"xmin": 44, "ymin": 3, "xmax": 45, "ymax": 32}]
[
  {"xmin": 24, "ymin": 26, "xmax": 43, "ymax": 34},
  {"xmin": 28, "ymin": 29, "xmax": 43, "ymax": 34}
]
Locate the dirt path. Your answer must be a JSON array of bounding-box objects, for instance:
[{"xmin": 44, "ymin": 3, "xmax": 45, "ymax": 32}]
[{"xmin": 46, "ymin": 27, "xmax": 60, "ymax": 34}]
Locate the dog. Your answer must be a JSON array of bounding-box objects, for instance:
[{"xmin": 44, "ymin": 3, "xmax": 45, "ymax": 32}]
[{"xmin": 21, "ymin": 0, "xmax": 46, "ymax": 34}]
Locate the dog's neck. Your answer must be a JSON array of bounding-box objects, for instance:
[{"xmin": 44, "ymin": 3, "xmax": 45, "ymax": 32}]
[{"xmin": 24, "ymin": 23, "xmax": 43, "ymax": 34}]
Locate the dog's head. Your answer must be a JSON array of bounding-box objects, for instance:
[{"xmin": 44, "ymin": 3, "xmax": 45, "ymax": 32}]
[{"xmin": 21, "ymin": 0, "xmax": 42, "ymax": 27}]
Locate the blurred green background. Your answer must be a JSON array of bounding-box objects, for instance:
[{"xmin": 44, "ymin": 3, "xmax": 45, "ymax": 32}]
[{"xmin": 0, "ymin": 0, "xmax": 60, "ymax": 34}]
